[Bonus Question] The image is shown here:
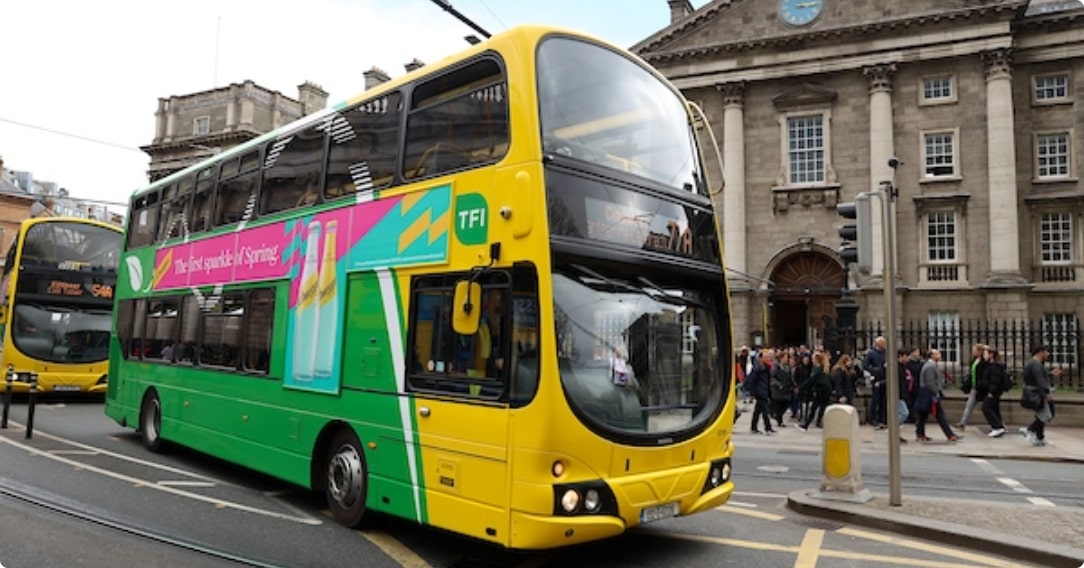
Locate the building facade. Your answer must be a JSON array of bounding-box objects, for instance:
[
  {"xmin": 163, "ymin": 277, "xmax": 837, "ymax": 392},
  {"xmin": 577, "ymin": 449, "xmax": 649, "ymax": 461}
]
[
  {"xmin": 142, "ymin": 80, "xmax": 328, "ymax": 181},
  {"xmin": 635, "ymin": 0, "xmax": 1084, "ymax": 363}
]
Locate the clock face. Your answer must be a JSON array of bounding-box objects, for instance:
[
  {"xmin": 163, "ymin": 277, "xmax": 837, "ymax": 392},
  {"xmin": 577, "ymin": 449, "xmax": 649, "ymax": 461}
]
[{"xmin": 779, "ymin": 0, "xmax": 824, "ymax": 26}]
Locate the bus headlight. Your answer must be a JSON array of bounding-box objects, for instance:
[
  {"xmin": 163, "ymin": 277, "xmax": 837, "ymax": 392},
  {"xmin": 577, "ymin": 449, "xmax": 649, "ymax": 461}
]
[
  {"xmin": 553, "ymin": 481, "xmax": 618, "ymax": 517},
  {"xmin": 701, "ymin": 458, "xmax": 731, "ymax": 494},
  {"xmin": 584, "ymin": 489, "xmax": 601, "ymax": 512},
  {"xmin": 561, "ymin": 489, "xmax": 580, "ymax": 513}
]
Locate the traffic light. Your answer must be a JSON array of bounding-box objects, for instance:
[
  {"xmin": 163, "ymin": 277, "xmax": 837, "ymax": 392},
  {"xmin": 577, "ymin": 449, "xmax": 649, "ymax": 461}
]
[{"xmin": 838, "ymin": 193, "xmax": 872, "ymax": 275}]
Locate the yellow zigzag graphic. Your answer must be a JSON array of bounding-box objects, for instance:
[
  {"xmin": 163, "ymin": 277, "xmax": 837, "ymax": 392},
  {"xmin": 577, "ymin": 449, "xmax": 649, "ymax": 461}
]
[{"xmin": 398, "ymin": 209, "xmax": 450, "ymax": 253}]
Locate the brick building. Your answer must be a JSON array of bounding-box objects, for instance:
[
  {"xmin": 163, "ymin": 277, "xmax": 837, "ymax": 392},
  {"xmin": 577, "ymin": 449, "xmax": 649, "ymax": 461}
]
[{"xmin": 635, "ymin": 0, "xmax": 1084, "ymax": 363}]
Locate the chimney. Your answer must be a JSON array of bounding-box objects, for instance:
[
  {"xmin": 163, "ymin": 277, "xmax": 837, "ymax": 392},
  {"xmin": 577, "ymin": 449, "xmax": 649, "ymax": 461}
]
[
  {"xmin": 668, "ymin": 0, "xmax": 694, "ymax": 23},
  {"xmin": 404, "ymin": 58, "xmax": 425, "ymax": 73},
  {"xmin": 297, "ymin": 81, "xmax": 329, "ymax": 115},
  {"xmin": 363, "ymin": 67, "xmax": 391, "ymax": 90}
]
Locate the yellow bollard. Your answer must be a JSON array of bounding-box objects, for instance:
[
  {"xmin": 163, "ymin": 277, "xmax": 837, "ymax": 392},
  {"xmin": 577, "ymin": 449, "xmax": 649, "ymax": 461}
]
[{"xmin": 813, "ymin": 404, "xmax": 872, "ymax": 503}]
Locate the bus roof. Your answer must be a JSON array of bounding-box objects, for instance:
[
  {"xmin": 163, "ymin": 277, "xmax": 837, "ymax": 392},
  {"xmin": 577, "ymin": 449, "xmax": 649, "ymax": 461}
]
[{"xmin": 127, "ymin": 24, "xmax": 618, "ymax": 202}]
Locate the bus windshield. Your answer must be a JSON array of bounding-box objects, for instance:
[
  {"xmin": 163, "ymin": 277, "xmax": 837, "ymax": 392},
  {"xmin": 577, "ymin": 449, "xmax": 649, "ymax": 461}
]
[
  {"xmin": 12, "ymin": 304, "xmax": 112, "ymax": 363},
  {"xmin": 553, "ymin": 265, "xmax": 724, "ymax": 438},
  {"xmin": 537, "ymin": 36, "xmax": 703, "ymax": 193},
  {"xmin": 21, "ymin": 221, "xmax": 121, "ymax": 272}
]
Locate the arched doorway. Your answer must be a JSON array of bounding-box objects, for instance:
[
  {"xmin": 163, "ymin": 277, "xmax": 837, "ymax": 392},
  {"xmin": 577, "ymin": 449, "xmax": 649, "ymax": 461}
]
[{"xmin": 769, "ymin": 251, "xmax": 845, "ymax": 347}]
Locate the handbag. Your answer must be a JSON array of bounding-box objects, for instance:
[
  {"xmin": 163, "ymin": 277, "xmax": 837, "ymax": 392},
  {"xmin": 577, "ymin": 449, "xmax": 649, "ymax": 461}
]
[{"xmin": 1020, "ymin": 385, "xmax": 1043, "ymax": 410}]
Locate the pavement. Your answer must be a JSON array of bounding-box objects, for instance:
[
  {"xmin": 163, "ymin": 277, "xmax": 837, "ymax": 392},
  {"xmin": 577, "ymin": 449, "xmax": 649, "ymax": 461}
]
[{"xmin": 734, "ymin": 402, "xmax": 1084, "ymax": 568}]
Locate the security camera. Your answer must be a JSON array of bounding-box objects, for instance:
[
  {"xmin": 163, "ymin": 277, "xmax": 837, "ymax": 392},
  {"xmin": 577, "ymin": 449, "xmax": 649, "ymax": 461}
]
[{"xmin": 888, "ymin": 157, "xmax": 903, "ymax": 168}]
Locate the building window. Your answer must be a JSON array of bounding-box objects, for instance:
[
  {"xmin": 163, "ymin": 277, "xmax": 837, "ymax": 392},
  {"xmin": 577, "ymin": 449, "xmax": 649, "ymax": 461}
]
[
  {"xmin": 928, "ymin": 311, "xmax": 960, "ymax": 365},
  {"xmin": 926, "ymin": 211, "xmax": 957, "ymax": 262},
  {"xmin": 922, "ymin": 130, "xmax": 957, "ymax": 178},
  {"xmin": 1036, "ymin": 132, "xmax": 1071, "ymax": 179},
  {"xmin": 921, "ymin": 76, "xmax": 955, "ymax": 104},
  {"xmin": 1034, "ymin": 73, "xmax": 1070, "ymax": 103},
  {"xmin": 194, "ymin": 116, "xmax": 210, "ymax": 135},
  {"xmin": 1040, "ymin": 212, "xmax": 1073, "ymax": 264},
  {"xmin": 1042, "ymin": 313, "xmax": 1078, "ymax": 366},
  {"xmin": 787, "ymin": 115, "xmax": 825, "ymax": 184}
]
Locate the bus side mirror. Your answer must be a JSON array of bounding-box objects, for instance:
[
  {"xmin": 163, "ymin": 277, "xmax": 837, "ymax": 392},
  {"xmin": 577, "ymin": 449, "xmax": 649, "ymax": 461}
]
[{"xmin": 452, "ymin": 280, "xmax": 481, "ymax": 336}]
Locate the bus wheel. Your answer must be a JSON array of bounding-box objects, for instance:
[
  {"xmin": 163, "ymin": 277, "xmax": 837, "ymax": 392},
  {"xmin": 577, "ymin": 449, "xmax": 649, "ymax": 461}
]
[
  {"xmin": 324, "ymin": 429, "xmax": 367, "ymax": 527},
  {"xmin": 140, "ymin": 390, "xmax": 163, "ymax": 453}
]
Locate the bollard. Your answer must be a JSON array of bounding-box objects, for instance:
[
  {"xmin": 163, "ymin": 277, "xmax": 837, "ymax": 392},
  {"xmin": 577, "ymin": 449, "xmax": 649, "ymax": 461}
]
[
  {"xmin": 25, "ymin": 372, "xmax": 37, "ymax": 439},
  {"xmin": 1, "ymin": 364, "xmax": 12, "ymax": 429},
  {"xmin": 812, "ymin": 404, "xmax": 872, "ymax": 503}
]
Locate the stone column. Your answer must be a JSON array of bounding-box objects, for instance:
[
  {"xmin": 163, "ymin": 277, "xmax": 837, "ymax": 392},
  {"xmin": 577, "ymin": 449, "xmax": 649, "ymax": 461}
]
[
  {"xmin": 982, "ymin": 49, "xmax": 1025, "ymax": 285},
  {"xmin": 716, "ymin": 81, "xmax": 748, "ymax": 284},
  {"xmin": 863, "ymin": 64, "xmax": 897, "ymax": 286}
]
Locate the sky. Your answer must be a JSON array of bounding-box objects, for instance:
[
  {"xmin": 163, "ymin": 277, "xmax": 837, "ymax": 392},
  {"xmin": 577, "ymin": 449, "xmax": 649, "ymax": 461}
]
[{"xmin": 0, "ymin": 0, "xmax": 705, "ymax": 215}]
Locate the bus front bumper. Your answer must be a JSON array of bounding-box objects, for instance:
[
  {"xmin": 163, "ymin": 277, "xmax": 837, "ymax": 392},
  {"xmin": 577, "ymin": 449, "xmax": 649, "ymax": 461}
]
[{"xmin": 2, "ymin": 372, "xmax": 107, "ymax": 395}]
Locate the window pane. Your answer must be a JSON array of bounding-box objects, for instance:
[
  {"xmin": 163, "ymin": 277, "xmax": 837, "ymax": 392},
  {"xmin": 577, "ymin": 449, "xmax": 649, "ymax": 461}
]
[
  {"xmin": 1037, "ymin": 133, "xmax": 1070, "ymax": 178},
  {"xmin": 926, "ymin": 211, "xmax": 956, "ymax": 262},
  {"xmin": 787, "ymin": 115, "xmax": 824, "ymax": 184},
  {"xmin": 1040, "ymin": 212, "xmax": 1073, "ymax": 263},
  {"xmin": 190, "ymin": 166, "xmax": 216, "ymax": 233},
  {"xmin": 127, "ymin": 192, "xmax": 160, "ymax": 249},
  {"xmin": 325, "ymin": 93, "xmax": 401, "ymax": 199},
  {"xmin": 1042, "ymin": 313, "xmax": 1077, "ymax": 366},
  {"xmin": 261, "ymin": 126, "xmax": 326, "ymax": 215},
  {"xmin": 928, "ymin": 311, "xmax": 959, "ymax": 364},
  {"xmin": 216, "ymin": 152, "xmax": 260, "ymax": 227},
  {"xmin": 201, "ymin": 291, "xmax": 244, "ymax": 368},
  {"xmin": 245, "ymin": 289, "xmax": 274, "ymax": 373},
  {"xmin": 404, "ymin": 58, "xmax": 509, "ymax": 180},
  {"xmin": 924, "ymin": 133, "xmax": 955, "ymax": 177},
  {"xmin": 1035, "ymin": 74, "xmax": 1069, "ymax": 100}
]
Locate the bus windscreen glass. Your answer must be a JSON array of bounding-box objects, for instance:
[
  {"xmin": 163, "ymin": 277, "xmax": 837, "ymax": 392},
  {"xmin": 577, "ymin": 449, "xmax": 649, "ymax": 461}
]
[{"xmin": 537, "ymin": 36, "xmax": 703, "ymax": 193}]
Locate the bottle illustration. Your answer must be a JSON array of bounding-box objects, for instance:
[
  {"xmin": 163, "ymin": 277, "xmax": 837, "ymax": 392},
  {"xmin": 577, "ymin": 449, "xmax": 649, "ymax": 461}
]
[
  {"xmin": 314, "ymin": 220, "xmax": 340, "ymax": 379},
  {"xmin": 292, "ymin": 220, "xmax": 321, "ymax": 381}
]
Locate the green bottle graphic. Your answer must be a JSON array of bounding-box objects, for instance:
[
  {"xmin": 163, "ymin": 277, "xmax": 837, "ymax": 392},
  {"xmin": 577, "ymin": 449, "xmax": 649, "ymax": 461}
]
[
  {"xmin": 314, "ymin": 221, "xmax": 339, "ymax": 379},
  {"xmin": 292, "ymin": 221, "xmax": 321, "ymax": 381}
]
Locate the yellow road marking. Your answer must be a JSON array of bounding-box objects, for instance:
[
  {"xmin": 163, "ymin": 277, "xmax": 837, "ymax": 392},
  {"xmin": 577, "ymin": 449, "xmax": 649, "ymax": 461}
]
[
  {"xmin": 663, "ymin": 531, "xmax": 800, "ymax": 553},
  {"xmin": 794, "ymin": 529, "xmax": 824, "ymax": 568},
  {"xmin": 714, "ymin": 504, "xmax": 785, "ymax": 521},
  {"xmin": 837, "ymin": 527, "xmax": 1022, "ymax": 568},
  {"xmin": 359, "ymin": 530, "xmax": 432, "ymax": 568}
]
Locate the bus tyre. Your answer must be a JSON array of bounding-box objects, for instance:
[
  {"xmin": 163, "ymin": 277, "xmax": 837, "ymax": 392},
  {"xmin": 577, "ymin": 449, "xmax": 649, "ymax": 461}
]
[
  {"xmin": 325, "ymin": 429, "xmax": 368, "ymax": 527},
  {"xmin": 140, "ymin": 390, "xmax": 163, "ymax": 453}
]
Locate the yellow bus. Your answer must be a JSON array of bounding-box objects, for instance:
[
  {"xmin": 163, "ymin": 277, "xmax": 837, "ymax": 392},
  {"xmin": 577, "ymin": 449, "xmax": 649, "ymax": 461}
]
[
  {"xmin": 1, "ymin": 216, "xmax": 122, "ymax": 394},
  {"xmin": 106, "ymin": 25, "xmax": 735, "ymax": 549}
]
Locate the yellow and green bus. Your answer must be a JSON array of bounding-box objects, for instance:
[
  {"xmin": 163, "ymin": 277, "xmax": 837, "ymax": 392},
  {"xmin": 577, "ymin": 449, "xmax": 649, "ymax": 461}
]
[
  {"xmin": 1, "ymin": 216, "xmax": 122, "ymax": 394},
  {"xmin": 106, "ymin": 25, "xmax": 735, "ymax": 549}
]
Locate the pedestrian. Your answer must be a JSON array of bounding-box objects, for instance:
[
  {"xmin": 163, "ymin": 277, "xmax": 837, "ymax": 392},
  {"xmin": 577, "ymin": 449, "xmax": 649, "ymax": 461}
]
[
  {"xmin": 904, "ymin": 347, "xmax": 923, "ymax": 422},
  {"xmin": 770, "ymin": 351, "xmax": 794, "ymax": 428},
  {"xmin": 955, "ymin": 343, "xmax": 987, "ymax": 431},
  {"xmin": 915, "ymin": 348, "xmax": 958, "ymax": 442},
  {"xmin": 863, "ymin": 336, "xmax": 888, "ymax": 429},
  {"xmin": 980, "ymin": 347, "xmax": 1008, "ymax": 437},
  {"xmin": 831, "ymin": 354, "xmax": 858, "ymax": 406},
  {"xmin": 894, "ymin": 348, "xmax": 912, "ymax": 444},
  {"xmin": 746, "ymin": 349, "xmax": 776, "ymax": 434},
  {"xmin": 797, "ymin": 351, "xmax": 832, "ymax": 431},
  {"xmin": 792, "ymin": 352, "xmax": 812, "ymax": 422},
  {"xmin": 1020, "ymin": 344, "xmax": 1062, "ymax": 446}
]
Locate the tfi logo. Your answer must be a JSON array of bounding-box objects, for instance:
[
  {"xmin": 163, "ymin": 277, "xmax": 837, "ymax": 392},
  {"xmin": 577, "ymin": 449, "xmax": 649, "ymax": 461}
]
[{"xmin": 455, "ymin": 193, "xmax": 488, "ymax": 245}]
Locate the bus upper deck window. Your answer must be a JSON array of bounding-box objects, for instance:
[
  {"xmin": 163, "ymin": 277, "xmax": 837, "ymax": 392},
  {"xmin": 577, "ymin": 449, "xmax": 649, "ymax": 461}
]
[
  {"xmin": 403, "ymin": 57, "xmax": 509, "ymax": 180},
  {"xmin": 261, "ymin": 126, "xmax": 326, "ymax": 216}
]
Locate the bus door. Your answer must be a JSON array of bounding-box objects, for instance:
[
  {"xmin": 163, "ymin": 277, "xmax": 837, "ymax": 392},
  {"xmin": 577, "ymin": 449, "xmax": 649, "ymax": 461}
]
[{"xmin": 407, "ymin": 274, "xmax": 511, "ymax": 542}]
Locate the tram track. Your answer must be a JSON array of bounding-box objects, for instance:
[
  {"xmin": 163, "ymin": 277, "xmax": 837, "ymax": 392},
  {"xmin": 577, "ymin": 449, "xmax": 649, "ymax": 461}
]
[{"xmin": 0, "ymin": 476, "xmax": 286, "ymax": 568}]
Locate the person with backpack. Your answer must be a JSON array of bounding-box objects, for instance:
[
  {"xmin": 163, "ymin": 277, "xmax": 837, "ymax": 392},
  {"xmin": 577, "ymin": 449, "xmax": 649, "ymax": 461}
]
[
  {"xmin": 863, "ymin": 337, "xmax": 888, "ymax": 429},
  {"xmin": 979, "ymin": 347, "xmax": 1009, "ymax": 437},
  {"xmin": 955, "ymin": 343, "xmax": 988, "ymax": 431}
]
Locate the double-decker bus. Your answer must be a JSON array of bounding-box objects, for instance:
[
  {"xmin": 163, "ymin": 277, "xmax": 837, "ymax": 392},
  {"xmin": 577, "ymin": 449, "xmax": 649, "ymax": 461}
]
[
  {"xmin": 0, "ymin": 216, "xmax": 122, "ymax": 394},
  {"xmin": 106, "ymin": 25, "xmax": 735, "ymax": 549}
]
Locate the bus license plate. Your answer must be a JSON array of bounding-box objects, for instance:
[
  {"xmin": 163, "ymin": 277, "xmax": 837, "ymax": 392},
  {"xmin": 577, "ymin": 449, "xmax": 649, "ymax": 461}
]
[
  {"xmin": 639, "ymin": 502, "xmax": 679, "ymax": 524},
  {"xmin": 53, "ymin": 385, "xmax": 80, "ymax": 392}
]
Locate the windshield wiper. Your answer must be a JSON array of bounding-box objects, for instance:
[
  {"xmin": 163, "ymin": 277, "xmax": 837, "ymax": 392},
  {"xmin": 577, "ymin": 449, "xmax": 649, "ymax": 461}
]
[
  {"xmin": 637, "ymin": 276, "xmax": 707, "ymax": 309},
  {"xmin": 570, "ymin": 263, "xmax": 640, "ymax": 293}
]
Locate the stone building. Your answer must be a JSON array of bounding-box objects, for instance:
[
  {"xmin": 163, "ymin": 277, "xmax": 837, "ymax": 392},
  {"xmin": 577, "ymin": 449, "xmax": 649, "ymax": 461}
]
[
  {"xmin": 634, "ymin": 0, "xmax": 1084, "ymax": 363},
  {"xmin": 142, "ymin": 80, "xmax": 328, "ymax": 181}
]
